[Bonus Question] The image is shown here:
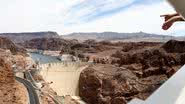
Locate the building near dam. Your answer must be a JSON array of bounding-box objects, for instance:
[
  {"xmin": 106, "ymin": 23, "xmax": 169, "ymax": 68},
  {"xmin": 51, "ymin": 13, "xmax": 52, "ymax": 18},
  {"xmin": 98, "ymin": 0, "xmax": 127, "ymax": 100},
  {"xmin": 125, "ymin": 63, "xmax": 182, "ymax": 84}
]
[{"xmin": 58, "ymin": 54, "xmax": 79, "ymax": 62}]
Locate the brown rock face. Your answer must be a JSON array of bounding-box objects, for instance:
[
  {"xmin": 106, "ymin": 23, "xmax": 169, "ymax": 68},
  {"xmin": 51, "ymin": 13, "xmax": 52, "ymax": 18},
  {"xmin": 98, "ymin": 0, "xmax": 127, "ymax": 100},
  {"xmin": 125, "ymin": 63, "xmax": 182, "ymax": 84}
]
[
  {"xmin": 0, "ymin": 58, "xmax": 14, "ymax": 83},
  {"xmin": 0, "ymin": 50, "xmax": 28, "ymax": 104},
  {"xmin": 79, "ymin": 64, "xmax": 166, "ymax": 104},
  {"xmin": 79, "ymin": 40, "xmax": 185, "ymax": 104},
  {"xmin": 162, "ymin": 40, "xmax": 185, "ymax": 53},
  {"xmin": 117, "ymin": 48, "xmax": 175, "ymax": 67},
  {"xmin": 121, "ymin": 42, "xmax": 161, "ymax": 52},
  {"xmin": 0, "ymin": 31, "xmax": 59, "ymax": 43},
  {"xmin": 79, "ymin": 69, "xmax": 102, "ymax": 104},
  {"xmin": 22, "ymin": 38, "xmax": 72, "ymax": 51},
  {"xmin": 111, "ymin": 97, "xmax": 127, "ymax": 104},
  {"xmin": 0, "ymin": 37, "xmax": 26, "ymax": 55}
]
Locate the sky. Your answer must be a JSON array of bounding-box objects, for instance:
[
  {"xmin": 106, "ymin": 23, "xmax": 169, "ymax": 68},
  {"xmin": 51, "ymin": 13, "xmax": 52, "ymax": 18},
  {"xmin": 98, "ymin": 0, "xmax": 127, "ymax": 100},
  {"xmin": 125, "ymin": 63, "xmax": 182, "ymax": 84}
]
[{"xmin": 0, "ymin": 0, "xmax": 185, "ymax": 36}]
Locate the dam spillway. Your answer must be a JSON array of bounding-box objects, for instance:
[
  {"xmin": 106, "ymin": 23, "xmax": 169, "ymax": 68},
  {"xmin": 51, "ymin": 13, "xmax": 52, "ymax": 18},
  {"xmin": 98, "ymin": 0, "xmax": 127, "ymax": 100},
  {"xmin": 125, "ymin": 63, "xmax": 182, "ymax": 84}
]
[{"xmin": 40, "ymin": 62, "xmax": 90, "ymax": 96}]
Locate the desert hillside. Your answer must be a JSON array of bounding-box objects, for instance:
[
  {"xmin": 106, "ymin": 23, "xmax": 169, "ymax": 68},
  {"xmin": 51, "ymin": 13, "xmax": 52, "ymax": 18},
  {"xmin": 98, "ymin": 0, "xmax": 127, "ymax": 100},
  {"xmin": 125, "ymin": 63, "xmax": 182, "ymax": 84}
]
[
  {"xmin": 0, "ymin": 37, "xmax": 26, "ymax": 55},
  {"xmin": 0, "ymin": 31, "xmax": 59, "ymax": 43},
  {"xmin": 63, "ymin": 32, "xmax": 179, "ymax": 42},
  {"xmin": 79, "ymin": 40, "xmax": 184, "ymax": 104}
]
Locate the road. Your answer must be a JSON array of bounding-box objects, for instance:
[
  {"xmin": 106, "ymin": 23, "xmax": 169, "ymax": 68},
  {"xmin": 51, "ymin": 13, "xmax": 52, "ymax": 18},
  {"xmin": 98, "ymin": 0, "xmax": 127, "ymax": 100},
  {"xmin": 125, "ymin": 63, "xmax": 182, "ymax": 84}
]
[
  {"xmin": 24, "ymin": 71, "xmax": 38, "ymax": 87},
  {"xmin": 24, "ymin": 71, "xmax": 61, "ymax": 104},
  {"xmin": 16, "ymin": 77, "xmax": 40, "ymax": 104}
]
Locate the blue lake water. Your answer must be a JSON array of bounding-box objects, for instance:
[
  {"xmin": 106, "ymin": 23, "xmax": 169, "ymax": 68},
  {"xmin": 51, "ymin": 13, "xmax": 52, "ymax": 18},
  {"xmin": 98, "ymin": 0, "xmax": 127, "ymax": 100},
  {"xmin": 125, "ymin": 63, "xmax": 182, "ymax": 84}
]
[{"xmin": 29, "ymin": 52, "xmax": 61, "ymax": 64}]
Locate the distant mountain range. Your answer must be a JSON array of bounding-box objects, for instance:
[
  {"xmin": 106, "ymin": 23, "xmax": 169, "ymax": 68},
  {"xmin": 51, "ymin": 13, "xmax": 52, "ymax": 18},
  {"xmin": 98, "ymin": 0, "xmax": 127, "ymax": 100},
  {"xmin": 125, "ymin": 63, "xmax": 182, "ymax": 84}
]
[
  {"xmin": 63, "ymin": 32, "xmax": 179, "ymax": 42},
  {"xmin": 0, "ymin": 31, "xmax": 59, "ymax": 43},
  {"xmin": 0, "ymin": 31, "xmax": 184, "ymax": 43}
]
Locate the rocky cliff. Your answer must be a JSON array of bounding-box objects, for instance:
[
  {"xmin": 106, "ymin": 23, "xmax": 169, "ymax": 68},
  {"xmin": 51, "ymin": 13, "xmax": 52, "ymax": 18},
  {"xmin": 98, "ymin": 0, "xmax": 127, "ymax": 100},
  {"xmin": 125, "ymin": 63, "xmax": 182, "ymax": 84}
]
[
  {"xmin": 22, "ymin": 37, "xmax": 72, "ymax": 51},
  {"xmin": 0, "ymin": 57, "xmax": 28, "ymax": 104},
  {"xmin": 162, "ymin": 40, "xmax": 185, "ymax": 53},
  {"xmin": 0, "ymin": 58, "xmax": 14, "ymax": 83},
  {"xmin": 79, "ymin": 40, "xmax": 184, "ymax": 104},
  {"xmin": 0, "ymin": 37, "xmax": 26, "ymax": 55},
  {"xmin": 0, "ymin": 31, "xmax": 59, "ymax": 43}
]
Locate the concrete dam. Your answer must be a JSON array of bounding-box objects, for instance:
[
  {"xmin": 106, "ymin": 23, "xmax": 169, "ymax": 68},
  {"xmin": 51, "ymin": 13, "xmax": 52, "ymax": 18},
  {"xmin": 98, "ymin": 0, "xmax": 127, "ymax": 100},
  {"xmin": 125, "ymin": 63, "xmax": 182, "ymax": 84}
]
[{"xmin": 40, "ymin": 62, "xmax": 90, "ymax": 96}]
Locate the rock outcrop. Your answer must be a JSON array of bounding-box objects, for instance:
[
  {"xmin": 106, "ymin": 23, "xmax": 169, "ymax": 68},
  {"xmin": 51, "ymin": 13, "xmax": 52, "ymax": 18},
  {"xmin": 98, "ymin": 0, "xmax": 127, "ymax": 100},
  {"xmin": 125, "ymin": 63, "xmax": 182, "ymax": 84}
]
[
  {"xmin": 0, "ymin": 58, "xmax": 14, "ymax": 83},
  {"xmin": 22, "ymin": 38, "xmax": 72, "ymax": 51},
  {"xmin": 0, "ymin": 37, "xmax": 26, "ymax": 55},
  {"xmin": 79, "ymin": 64, "xmax": 168, "ymax": 104},
  {"xmin": 79, "ymin": 40, "xmax": 185, "ymax": 104},
  {"xmin": 0, "ymin": 57, "xmax": 28, "ymax": 104},
  {"xmin": 162, "ymin": 40, "xmax": 185, "ymax": 53}
]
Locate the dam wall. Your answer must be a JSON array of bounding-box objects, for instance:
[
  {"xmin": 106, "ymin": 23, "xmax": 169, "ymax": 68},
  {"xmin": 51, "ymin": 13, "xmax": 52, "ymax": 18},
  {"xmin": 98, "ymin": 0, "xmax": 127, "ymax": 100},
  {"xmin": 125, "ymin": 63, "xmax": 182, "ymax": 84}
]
[{"xmin": 40, "ymin": 62, "xmax": 90, "ymax": 96}]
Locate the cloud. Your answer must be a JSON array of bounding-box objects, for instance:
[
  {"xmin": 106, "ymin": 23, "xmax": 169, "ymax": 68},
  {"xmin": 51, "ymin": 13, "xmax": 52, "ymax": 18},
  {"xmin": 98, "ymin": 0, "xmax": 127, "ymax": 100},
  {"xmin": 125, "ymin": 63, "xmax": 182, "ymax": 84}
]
[
  {"xmin": 68, "ymin": 0, "xmax": 137, "ymax": 22},
  {"xmin": 0, "ymin": 0, "xmax": 184, "ymax": 36},
  {"xmin": 60, "ymin": 1, "xmax": 182, "ymax": 35},
  {"xmin": 62, "ymin": 0, "xmax": 163, "ymax": 24}
]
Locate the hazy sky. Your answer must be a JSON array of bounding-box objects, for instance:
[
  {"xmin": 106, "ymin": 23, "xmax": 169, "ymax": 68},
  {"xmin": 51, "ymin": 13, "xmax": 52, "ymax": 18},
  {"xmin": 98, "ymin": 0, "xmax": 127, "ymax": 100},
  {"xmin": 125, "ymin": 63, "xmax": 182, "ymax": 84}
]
[{"xmin": 0, "ymin": 0, "xmax": 185, "ymax": 35}]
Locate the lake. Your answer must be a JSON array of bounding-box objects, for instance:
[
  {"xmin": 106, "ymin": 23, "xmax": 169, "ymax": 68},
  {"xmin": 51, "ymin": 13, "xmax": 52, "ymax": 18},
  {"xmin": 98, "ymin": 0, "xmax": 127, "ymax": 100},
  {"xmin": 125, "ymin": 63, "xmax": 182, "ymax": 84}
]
[{"xmin": 29, "ymin": 52, "xmax": 61, "ymax": 64}]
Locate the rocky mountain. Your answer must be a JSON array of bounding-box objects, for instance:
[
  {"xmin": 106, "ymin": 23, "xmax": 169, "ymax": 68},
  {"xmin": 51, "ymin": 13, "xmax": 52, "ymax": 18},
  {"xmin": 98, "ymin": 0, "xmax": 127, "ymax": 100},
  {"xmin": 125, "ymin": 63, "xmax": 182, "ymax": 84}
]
[
  {"xmin": 0, "ymin": 37, "xmax": 26, "ymax": 55},
  {"xmin": 0, "ymin": 31, "xmax": 59, "ymax": 43},
  {"xmin": 162, "ymin": 40, "xmax": 185, "ymax": 53},
  {"xmin": 63, "ymin": 32, "xmax": 174, "ymax": 42},
  {"xmin": 79, "ymin": 40, "xmax": 185, "ymax": 104},
  {"xmin": 21, "ymin": 38, "xmax": 73, "ymax": 51}
]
